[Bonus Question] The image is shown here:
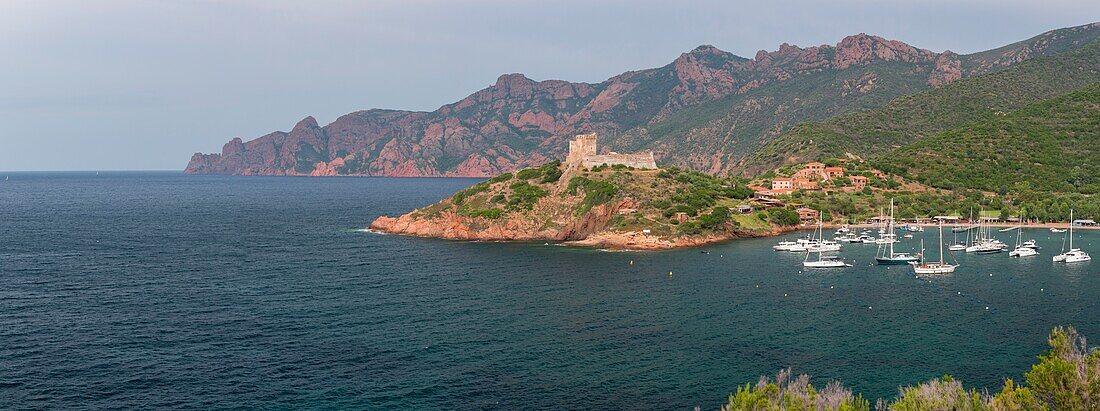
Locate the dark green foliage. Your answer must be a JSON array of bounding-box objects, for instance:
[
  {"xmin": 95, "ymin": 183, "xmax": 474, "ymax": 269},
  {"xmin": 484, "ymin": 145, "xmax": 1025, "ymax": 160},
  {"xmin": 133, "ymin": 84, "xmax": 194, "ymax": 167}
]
[
  {"xmin": 663, "ymin": 204, "xmax": 698, "ymax": 218},
  {"xmin": 566, "ymin": 176, "xmax": 619, "ymax": 212},
  {"xmin": 451, "ymin": 181, "xmax": 490, "ymax": 205},
  {"xmin": 488, "ymin": 172, "xmax": 514, "ymax": 183},
  {"xmin": 697, "ymin": 207, "xmax": 731, "ymax": 230},
  {"xmin": 768, "ymin": 207, "xmax": 801, "ymax": 226},
  {"xmin": 539, "ymin": 162, "xmax": 563, "ymax": 183},
  {"xmin": 721, "ymin": 185, "xmax": 754, "ymax": 199},
  {"xmin": 514, "ymin": 161, "xmax": 563, "ymax": 183},
  {"xmin": 515, "ymin": 168, "xmax": 542, "ymax": 180},
  {"xmin": 877, "ymin": 83, "xmax": 1100, "ymax": 193},
  {"xmin": 506, "ymin": 181, "xmax": 548, "ymax": 211}
]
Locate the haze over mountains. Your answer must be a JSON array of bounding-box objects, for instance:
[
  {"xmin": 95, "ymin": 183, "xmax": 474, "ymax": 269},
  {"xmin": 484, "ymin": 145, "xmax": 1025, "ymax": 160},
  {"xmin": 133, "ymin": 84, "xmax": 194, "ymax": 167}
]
[{"xmin": 185, "ymin": 22, "xmax": 1100, "ymax": 178}]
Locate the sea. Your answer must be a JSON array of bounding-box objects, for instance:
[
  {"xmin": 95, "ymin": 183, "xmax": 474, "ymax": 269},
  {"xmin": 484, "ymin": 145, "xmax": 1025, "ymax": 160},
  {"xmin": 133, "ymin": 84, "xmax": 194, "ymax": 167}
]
[{"xmin": 2, "ymin": 171, "xmax": 1099, "ymax": 410}]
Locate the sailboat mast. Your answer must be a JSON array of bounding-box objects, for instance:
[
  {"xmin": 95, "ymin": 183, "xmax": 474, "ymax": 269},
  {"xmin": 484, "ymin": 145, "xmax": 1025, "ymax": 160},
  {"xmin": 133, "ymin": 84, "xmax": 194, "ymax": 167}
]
[
  {"xmin": 1069, "ymin": 209, "xmax": 1074, "ymax": 249},
  {"xmin": 889, "ymin": 199, "xmax": 895, "ymax": 255},
  {"xmin": 939, "ymin": 223, "xmax": 945, "ymax": 265}
]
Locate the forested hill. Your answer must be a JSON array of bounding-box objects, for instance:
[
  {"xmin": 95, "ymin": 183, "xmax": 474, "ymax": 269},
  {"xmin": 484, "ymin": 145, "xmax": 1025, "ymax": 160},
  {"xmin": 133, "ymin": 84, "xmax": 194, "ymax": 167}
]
[
  {"xmin": 875, "ymin": 83, "xmax": 1100, "ymax": 194},
  {"xmin": 735, "ymin": 40, "xmax": 1100, "ymax": 176}
]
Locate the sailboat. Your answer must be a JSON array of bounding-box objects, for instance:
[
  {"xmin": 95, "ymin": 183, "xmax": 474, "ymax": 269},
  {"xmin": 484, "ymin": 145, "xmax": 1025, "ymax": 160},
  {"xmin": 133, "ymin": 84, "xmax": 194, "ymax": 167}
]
[
  {"xmin": 874, "ymin": 209, "xmax": 897, "ymax": 245},
  {"xmin": 912, "ymin": 223, "xmax": 959, "ymax": 274},
  {"xmin": 876, "ymin": 200, "xmax": 919, "ymax": 265},
  {"xmin": 1053, "ymin": 209, "xmax": 1091, "ymax": 263},
  {"xmin": 948, "ymin": 226, "xmax": 967, "ymax": 251},
  {"xmin": 1009, "ymin": 225, "xmax": 1038, "ymax": 258},
  {"xmin": 965, "ymin": 209, "xmax": 1006, "ymax": 254},
  {"xmin": 804, "ymin": 220, "xmax": 849, "ymax": 268},
  {"xmin": 805, "ymin": 219, "xmax": 841, "ymax": 252}
]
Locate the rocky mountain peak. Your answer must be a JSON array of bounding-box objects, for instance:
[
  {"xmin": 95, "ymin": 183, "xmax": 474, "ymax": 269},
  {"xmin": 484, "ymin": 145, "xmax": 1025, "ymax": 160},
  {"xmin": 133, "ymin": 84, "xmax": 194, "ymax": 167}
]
[
  {"xmin": 292, "ymin": 116, "xmax": 320, "ymax": 132},
  {"xmin": 832, "ymin": 33, "xmax": 934, "ymax": 69},
  {"xmin": 495, "ymin": 73, "xmax": 533, "ymax": 88}
]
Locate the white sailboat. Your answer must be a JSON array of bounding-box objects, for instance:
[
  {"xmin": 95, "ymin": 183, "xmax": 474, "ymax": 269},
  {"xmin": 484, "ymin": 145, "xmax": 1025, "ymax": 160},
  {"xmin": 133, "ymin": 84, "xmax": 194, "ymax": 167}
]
[
  {"xmin": 804, "ymin": 220, "xmax": 849, "ymax": 268},
  {"xmin": 1053, "ymin": 209, "xmax": 1091, "ymax": 263},
  {"xmin": 912, "ymin": 223, "xmax": 959, "ymax": 274},
  {"xmin": 948, "ymin": 226, "xmax": 967, "ymax": 251},
  {"xmin": 1009, "ymin": 225, "xmax": 1038, "ymax": 258},
  {"xmin": 965, "ymin": 210, "xmax": 1006, "ymax": 254},
  {"xmin": 876, "ymin": 199, "xmax": 919, "ymax": 265}
]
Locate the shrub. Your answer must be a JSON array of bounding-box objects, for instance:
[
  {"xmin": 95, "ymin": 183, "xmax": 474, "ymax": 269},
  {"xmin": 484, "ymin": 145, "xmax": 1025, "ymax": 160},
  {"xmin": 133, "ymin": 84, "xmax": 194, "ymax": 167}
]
[
  {"xmin": 723, "ymin": 369, "xmax": 869, "ymax": 411},
  {"xmin": 506, "ymin": 181, "xmax": 548, "ymax": 211},
  {"xmin": 698, "ymin": 207, "xmax": 731, "ymax": 230},
  {"xmin": 451, "ymin": 182, "xmax": 490, "ymax": 205},
  {"xmin": 515, "ymin": 168, "xmax": 542, "ymax": 180},
  {"xmin": 488, "ymin": 172, "xmax": 513, "ymax": 183},
  {"xmin": 768, "ymin": 207, "xmax": 801, "ymax": 226}
]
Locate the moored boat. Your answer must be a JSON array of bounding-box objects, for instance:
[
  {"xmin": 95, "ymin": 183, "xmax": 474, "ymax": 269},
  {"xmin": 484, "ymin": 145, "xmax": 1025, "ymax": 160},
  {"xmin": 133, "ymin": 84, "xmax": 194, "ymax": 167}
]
[{"xmin": 912, "ymin": 223, "xmax": 959, "ymax": 274}]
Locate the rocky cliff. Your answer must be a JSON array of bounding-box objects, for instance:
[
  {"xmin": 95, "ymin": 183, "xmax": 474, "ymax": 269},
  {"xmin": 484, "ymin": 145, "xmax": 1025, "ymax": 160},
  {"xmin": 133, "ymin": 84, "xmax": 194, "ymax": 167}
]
[{"xmin": 186, "ymin": 22, "xmax": 1100, "ymax": 177}]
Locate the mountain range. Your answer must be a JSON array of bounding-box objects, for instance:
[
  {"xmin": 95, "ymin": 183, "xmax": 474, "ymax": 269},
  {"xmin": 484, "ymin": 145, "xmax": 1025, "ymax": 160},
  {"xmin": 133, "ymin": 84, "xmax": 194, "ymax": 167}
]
[{"xmin": 185, "ymin": 22, "xmax": 1100, "ymax": 178}]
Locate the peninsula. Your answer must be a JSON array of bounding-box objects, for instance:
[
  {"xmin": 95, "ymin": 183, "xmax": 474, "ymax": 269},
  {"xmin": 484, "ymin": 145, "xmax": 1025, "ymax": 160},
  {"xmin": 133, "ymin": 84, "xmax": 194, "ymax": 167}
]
[{"xmin": 370, "ymin": 134, "xmax": 790, "ymax": 250}]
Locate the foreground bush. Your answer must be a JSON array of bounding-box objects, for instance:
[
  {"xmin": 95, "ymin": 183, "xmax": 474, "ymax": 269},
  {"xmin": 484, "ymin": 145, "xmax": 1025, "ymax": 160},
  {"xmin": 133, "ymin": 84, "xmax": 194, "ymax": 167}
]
[
  {"xmin": 723, "ymin": 368, "xmax": 869, "ymax": 411},
  {"xmin": 721, "ymin": 326, "xmax": 1097, "ymax": 410}
]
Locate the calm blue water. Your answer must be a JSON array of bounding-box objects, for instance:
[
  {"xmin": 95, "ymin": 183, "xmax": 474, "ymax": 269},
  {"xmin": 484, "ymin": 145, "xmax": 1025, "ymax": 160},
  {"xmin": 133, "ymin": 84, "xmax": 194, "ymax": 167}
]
[{"xmin": 2, "ymin": 172, "xmax": 1099, "ymax": 410}]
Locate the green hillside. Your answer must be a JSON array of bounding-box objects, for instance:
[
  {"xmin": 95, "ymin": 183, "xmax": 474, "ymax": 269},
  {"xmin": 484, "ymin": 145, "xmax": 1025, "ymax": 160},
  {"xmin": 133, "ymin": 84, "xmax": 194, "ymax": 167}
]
[
  {"xmin": 876, "ymin": 83, "xmax": 1100, "ymax": 193},
  {"xmin": 738, "ymin": 41, "xmax": 1100, "ymax": 175}
]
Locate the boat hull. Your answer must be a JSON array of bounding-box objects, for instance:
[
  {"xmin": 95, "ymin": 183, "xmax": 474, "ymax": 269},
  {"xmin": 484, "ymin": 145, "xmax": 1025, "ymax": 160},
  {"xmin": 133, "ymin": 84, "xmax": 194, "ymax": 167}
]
[
  {"xmin": 876, "ymin": 257, "xmax": 919, "ymax": 265},
  {"xmin": 912, "ymin": 264, "xmax": 958, "ymax": 274}
]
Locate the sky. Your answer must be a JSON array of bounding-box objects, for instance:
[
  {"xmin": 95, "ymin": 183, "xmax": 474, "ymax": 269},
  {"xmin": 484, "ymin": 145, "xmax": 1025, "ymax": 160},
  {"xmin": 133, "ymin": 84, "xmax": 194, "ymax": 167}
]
[{"xmin": 1, "ymin": 0, "xmax": 1097, "ymax": 171}]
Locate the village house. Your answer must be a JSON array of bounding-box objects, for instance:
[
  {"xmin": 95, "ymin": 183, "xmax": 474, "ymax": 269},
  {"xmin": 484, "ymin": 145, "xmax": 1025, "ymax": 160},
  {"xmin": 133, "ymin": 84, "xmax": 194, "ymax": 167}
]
[
  {"xmin": 797, "ymin": 207, "xmax": 820, "ymax": 222},
  {"xmin": 824, "ymin": 166, "xmax": 845, "ymax": 179},
  {"xmin": 792, "ymin": 178, "xmax": 817, "ymax": 190},
  {"xmin": 850, "ymin": 175, "xmax": 869, "ymax": 190},
  {"xmin": 771, "ymin": 178, "xmax": 793, "ymax": 190}
]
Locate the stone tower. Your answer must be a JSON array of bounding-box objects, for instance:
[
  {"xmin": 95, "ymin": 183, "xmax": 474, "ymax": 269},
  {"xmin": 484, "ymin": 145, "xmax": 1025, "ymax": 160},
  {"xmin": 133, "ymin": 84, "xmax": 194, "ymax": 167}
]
[{"xmin": 566, "ymin": 133, "xmax": 598, "ymax": 164}]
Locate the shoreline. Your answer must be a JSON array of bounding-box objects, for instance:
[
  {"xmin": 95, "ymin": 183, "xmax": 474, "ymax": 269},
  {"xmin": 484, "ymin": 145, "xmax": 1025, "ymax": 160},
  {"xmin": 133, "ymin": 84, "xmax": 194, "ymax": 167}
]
[{"xmin": 369, "ymin": 219, "xmax": 1098, "ymax": 251}]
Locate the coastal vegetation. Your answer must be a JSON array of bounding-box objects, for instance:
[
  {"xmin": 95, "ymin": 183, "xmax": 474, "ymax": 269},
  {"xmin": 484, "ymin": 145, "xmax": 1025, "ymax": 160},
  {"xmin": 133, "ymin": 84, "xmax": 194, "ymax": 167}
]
[
  {"xmin": 875, "ymin": 84, "xmax": 1100, "ymax": 194},
  {"xmin": 723, "ymin": 326, "xmax": 1098, "ymax": 411}
]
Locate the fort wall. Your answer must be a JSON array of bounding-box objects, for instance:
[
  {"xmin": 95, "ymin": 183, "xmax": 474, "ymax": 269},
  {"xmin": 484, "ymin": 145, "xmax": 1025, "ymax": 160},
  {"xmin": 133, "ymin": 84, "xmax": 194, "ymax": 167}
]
[
  {"xmin": 565, "ymin": 133, "xmax": 656, "ymax": 170},
  {"xmin": 582, "ymin": 153, "xmax": 657, "ymax": 169}
]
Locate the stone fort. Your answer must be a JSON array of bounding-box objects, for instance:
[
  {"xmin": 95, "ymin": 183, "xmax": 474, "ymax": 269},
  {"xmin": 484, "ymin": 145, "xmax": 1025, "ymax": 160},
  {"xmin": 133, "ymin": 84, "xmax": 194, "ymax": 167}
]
[{"xmin": 564, "ymin": 133, "xmax": 657, "ymax": 169}]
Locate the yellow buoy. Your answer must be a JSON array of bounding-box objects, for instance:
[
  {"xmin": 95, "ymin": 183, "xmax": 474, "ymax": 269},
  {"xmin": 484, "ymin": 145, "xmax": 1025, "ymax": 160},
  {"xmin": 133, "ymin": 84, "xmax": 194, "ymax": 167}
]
[{"xmin": 669, "ymin": 271, "xmax": 673, "ymax": 277}]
